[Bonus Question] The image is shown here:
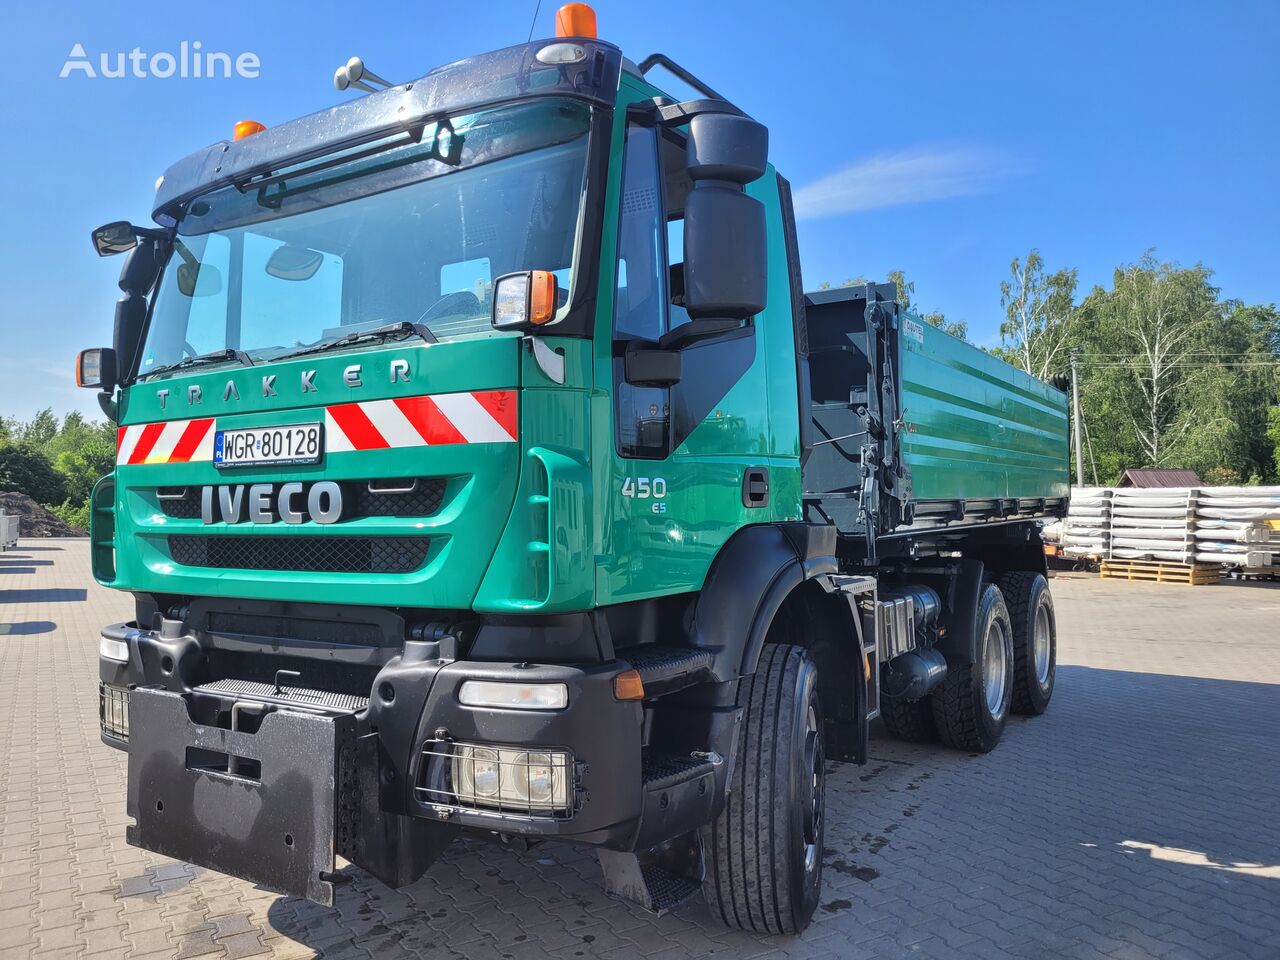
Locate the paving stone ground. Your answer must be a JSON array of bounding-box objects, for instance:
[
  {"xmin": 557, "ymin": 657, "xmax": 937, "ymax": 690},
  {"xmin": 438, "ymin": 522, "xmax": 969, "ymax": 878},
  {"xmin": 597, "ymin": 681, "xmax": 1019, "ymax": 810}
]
[{"xmin": 2, "ymin": 540, "xmax": 1278, "ymax": 959}]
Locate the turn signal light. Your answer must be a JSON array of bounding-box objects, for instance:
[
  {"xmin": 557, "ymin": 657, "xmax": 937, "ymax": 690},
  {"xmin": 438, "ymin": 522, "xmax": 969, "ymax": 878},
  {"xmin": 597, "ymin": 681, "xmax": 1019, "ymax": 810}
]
[
  {"xmin": 233, "ymin": 119, "xmax": 267, "ymax": 141},
  {"xmin": 555, "ymin": 3, "xmax": 597, "ymax": 39},
  {"xmin": 529, "ymin": 270, "xmax": 556, "ymax": 325},
  {"xmin": 613, "ymin": 669, "xmax": 645, "ymax": 701}
]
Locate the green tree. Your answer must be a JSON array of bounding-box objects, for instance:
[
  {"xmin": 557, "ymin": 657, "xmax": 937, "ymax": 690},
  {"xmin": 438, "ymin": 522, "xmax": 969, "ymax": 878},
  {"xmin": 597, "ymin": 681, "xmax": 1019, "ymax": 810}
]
[
  {"xmin": 16, "ymin": 408, "xmax": 60, "ymax": 448},
  {"xmin": 0, "ymin": 443, "xmax": 67, "ymax": 505},
  {"xmin": 1072, "ymin": 255, "xmax": 1278, "ymax": 480},
  {"xmin": 53, "ymin": 433, "xmax": 116, "ymax": 506},
  {"xmin": 998, "ymin": 249, "xmax": 1078, "ymax": 379}
]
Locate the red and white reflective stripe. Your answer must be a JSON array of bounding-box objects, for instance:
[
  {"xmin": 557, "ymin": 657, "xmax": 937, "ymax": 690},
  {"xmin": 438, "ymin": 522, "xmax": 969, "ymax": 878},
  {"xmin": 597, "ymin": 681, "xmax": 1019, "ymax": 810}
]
[
  {"xmin": 325, "ymin": 390, "xmax": 518, "ymax": 452},
  {"xmin": 115, "ymin": 390, "xmax": 518, "ymax": 464},
  {"xmin": 116, "ymin": 418, "xmax": 215, "ymax": 465}
]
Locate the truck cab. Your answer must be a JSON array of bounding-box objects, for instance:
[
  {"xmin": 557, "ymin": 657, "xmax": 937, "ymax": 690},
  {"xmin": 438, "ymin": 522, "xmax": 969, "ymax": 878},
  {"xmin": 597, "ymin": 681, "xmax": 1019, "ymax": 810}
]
[{"xmin": 82, "ymin": 4, "xmax": 1066, "ymax": 934}]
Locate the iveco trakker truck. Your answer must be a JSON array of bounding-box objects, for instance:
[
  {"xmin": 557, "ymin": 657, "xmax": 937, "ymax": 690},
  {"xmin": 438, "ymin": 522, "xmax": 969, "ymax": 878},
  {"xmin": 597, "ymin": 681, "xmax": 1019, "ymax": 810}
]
[{"xmin": 80, "ymin": 4, "xmax": 1068, "ymax": 933}]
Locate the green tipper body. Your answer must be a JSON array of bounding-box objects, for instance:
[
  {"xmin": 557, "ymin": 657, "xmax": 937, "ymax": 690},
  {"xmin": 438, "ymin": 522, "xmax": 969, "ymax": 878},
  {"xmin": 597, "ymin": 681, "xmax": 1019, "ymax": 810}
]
[{"xmin": 899, "ymin": 317, "xmax": 1069, "ymax": 503}]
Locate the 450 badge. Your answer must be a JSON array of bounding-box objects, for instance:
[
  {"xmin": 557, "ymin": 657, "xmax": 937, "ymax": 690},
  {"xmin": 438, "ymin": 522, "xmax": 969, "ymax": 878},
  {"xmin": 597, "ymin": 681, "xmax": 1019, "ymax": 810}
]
[{"xmin": 620, "ymin": 476, "xmax": 668, "ymax": 514}]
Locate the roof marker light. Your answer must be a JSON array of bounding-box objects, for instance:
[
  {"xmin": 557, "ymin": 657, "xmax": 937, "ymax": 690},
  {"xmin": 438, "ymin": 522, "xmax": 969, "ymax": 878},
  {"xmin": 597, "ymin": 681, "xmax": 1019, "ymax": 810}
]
[
  {"xmin": 536, "ymin": 43, "xmax": 587, "ymax": 65},
  {"xmin": 554, "ymin": 3, "xmax": 597, "ymax": 39},
  {"xmin": 233, "ymin": 119, "xmax": 266, "ymax": 141}
]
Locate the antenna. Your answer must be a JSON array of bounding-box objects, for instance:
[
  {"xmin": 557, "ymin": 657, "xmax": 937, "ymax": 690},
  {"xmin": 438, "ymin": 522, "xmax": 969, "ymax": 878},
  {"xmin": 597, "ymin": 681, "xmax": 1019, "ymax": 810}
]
[{"xmin": 333, "ymin": 55, "xmax": 396, "ymax": 94}]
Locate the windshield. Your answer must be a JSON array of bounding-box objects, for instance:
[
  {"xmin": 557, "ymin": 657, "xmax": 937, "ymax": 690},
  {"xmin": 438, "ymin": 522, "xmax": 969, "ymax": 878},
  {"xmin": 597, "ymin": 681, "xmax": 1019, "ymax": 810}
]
[{"xmin": 138, "ymin": 99, "xmax": 591, "ymax": 377}]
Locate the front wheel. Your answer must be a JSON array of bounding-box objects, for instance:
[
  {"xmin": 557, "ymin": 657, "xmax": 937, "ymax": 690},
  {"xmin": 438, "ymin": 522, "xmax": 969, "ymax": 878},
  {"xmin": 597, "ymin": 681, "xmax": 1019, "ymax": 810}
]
[{"xmin": 703, "ymin": 643, "xmax": 824, "ymax": 934}]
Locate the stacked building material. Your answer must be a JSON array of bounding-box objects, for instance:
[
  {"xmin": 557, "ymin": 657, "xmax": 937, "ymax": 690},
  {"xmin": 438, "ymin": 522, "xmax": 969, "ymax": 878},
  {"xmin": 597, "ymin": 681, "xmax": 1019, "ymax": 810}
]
[
  {"xmin": 1109, "ymin": 488, "xmax": 1193, "ymax": 563},
  {"xmin": 1191, "ymin": 486, "xmax": 1280, "ymax": 567},
  {"xmin": 1058, "ymin": 487, "xmax": 1111, "ymax": 559}
]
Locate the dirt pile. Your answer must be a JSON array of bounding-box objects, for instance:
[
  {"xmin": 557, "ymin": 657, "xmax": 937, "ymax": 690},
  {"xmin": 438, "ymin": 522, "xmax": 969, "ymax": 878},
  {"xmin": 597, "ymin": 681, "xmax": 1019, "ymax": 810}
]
[{"xmin": 0, "ymin": 492, "xmax": 87, "ymax": 538}]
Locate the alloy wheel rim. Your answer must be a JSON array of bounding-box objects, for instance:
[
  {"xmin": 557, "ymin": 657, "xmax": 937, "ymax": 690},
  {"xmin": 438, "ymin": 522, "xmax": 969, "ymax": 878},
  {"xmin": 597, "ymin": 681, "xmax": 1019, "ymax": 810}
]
[
  {"xmin": 984, "ymin": 618, "xmax": 1009, "ymax": 717},
  {"xmin": 801, "ymin": 702, "xmax": 823, "ymax": 874},
  {"xmin": 1033, "ymin": 603, "xmax": 1052, "ymax": 686}
]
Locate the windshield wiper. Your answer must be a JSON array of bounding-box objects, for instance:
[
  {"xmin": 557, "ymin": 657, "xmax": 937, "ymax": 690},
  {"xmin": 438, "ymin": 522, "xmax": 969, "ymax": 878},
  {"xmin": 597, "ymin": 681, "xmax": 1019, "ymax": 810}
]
[
  {"xmin": 270, "ymin": 321, "xmax": 438, "ymax": 362},
  {"xmin": 143, "ymin": 348, "xmax": 254, "ymax": 379}
]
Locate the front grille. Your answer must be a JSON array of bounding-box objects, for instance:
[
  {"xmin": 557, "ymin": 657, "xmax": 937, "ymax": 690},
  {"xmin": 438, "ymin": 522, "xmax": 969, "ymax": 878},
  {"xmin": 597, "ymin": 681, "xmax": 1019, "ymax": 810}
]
[
  {"xmin": 157, "ymin": 487, "xmax": 201, "ymax": 518},
  {"xmin": 169, "ymin": 535, "xmax": 430, "ymax": 573},
  {"xmin": 155, "ymin": 478, "xmax": 446, "ymax": 519},
  {"xmin": 100, "ymin": 683, "xmax": 130, "ymax": 740}
]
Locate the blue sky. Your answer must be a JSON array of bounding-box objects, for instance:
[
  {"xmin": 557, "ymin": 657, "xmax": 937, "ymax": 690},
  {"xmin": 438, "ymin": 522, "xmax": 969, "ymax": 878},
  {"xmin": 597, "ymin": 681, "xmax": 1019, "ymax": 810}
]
[{"xmin": 4, "ymin": 0, "xmax": 1278, "ymax": 420}]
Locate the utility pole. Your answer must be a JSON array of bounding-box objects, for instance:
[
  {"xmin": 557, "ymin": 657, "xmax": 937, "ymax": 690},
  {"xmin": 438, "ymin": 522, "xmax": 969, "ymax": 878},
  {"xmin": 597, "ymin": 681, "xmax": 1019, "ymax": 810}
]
[{"xmin": 1070, "ymin": 350, "xmax": 1084, "ymax": 486}]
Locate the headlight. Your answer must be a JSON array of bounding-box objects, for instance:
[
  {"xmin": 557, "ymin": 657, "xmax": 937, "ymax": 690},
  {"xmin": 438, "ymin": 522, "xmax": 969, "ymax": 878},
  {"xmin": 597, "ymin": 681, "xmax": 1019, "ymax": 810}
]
[
  {"xmin": 458, "ymin": 680, "xmax": 568, "ymax": 710},
  {"xmin": 99, "ymin": 683, "xmax": 130, "ymax": 740},
  {"xmin": 100, "ymin": 635, "xmax": 129, "ymax": 662},
  {"xmin": 450, "ymin": 744, "xmax": 570, "ymax": 814}
]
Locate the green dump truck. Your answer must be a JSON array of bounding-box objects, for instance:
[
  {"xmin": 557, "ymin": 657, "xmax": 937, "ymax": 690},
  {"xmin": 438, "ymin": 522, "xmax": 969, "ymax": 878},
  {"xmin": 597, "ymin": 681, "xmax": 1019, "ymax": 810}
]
[{"xmin": 80, "ymin": 5, "xmax": 1068, "ymax": 934}]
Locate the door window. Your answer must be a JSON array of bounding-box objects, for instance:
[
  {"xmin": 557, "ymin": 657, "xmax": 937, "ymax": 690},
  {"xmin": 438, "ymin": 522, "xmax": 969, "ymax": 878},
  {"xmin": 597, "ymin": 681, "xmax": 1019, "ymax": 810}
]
[{"xmin": 614, "ymin": 125, "xmax": 670, "ymax": 459}]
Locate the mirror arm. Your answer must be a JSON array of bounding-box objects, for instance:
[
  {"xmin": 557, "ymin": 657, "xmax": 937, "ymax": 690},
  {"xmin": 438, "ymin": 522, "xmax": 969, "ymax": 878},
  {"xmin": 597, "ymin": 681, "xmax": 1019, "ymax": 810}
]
[
  {"xmin": 658, "ymin": 318, "xmax": 743, "ymax": 351},
  {"xmin": 626, "ymin": 97, "xmax": 750, "ymax": 128}
]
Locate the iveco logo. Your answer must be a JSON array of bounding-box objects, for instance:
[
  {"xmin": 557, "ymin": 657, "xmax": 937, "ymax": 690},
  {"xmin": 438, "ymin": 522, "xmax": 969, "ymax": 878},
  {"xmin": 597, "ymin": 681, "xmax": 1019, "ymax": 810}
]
[{"xmin": 200, "ymin": 481, "xmax": 342, "ymax": 525}]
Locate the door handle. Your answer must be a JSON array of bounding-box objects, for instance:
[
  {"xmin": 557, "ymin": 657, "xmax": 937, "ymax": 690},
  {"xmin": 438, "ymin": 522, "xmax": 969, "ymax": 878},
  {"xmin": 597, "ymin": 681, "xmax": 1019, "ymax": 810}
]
[{"xmin": 742, "ymin": 467, "xmax": 769, "ymax": 508}]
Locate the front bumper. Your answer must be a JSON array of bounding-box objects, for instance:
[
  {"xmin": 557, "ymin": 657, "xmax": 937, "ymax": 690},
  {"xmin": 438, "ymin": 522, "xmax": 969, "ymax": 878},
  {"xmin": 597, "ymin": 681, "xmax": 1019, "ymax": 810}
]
[{"xmin": 99, "ymin": 620, "xmax": 646, "ymax": 902}]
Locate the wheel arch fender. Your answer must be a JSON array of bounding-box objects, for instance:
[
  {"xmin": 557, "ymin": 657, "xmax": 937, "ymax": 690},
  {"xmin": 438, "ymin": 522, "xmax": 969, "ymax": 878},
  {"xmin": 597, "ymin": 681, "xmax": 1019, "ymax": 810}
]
[{"xmin": 687, "ymin": 522, "xmax": 837, "ymax": 681}]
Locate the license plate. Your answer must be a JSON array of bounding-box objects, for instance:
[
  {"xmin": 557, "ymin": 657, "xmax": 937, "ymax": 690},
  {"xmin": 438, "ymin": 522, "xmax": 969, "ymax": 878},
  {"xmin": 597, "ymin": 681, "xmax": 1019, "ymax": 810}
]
[{"xmin": 214, "ymin": 423, "xmax": 323, "ymax": 468}]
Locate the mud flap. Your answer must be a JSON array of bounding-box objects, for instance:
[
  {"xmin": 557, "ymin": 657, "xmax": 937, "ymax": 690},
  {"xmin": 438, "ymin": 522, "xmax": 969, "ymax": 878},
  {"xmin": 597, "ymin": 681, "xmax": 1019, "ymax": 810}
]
[{"xmin": 126, "ymin": 687, "xmax": 353, "ymax": 905}]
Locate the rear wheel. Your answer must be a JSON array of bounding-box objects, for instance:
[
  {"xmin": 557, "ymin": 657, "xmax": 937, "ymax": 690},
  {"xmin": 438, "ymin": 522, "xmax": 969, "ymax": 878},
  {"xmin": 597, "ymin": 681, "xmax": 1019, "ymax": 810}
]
[
  {"xmin": 879, "ymin": 690, "xmax": 938, "ymax": 743},
  {"xmin": 931, "ymin": 584, "xmax": 1013, "ymax": 752},
  {"xmin": 703, "ymin": 643, "xmax": 823, "ymax": 934},
  {"xmin": 996, "ymin": 571, "xmax": 1056, "ymax": 715}
]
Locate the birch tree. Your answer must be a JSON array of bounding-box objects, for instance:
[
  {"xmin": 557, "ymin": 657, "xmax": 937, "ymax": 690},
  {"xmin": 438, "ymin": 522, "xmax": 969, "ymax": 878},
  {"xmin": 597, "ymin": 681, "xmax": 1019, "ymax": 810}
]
[{"xmin": 998, "ymin": 250, "xmax": 1078, "ymax": 379}]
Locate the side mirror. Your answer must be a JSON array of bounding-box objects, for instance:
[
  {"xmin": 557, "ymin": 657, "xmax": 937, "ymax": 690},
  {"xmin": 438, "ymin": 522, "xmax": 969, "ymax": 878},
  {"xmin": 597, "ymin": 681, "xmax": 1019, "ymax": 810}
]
[
  {"xmin": 119, "ymin": 237, "xmax": 161, "ymax": 293},
  {"xmin": 76, "ymin": 348, "xmax": 118, "ymax": 391},
  {"xmin": 113, "ymin": 293, "xmax": 147, "ymax": 381},
  {"xmin": 93, "ymin": 221, "xmax": 140, "ymax": 257},
  {"xmin": 682, "ymin": 113, "xmax": 769, "ymax": 320},
  {"xmin": 624, "ymin": 342, "xmax": 682, "ymax": 386},
  {"xmin": 492, "ymin": 270, "xmax": 559, "ymax": 331}
]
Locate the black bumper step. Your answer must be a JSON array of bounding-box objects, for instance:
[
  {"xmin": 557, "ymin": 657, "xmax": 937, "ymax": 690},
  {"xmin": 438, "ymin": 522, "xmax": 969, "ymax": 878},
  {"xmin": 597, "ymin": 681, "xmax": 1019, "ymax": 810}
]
[
  {"xmin": 620, "ymin": 645, "xmax": 716, "ymax": 697},
  {"xmin": 194, "ymin": 679, "xmax": 369, "ymax": 714}
]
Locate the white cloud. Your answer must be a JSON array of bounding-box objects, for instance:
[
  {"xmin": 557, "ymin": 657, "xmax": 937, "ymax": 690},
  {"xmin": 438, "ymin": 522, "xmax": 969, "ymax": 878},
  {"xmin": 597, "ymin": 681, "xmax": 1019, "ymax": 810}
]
[{"xmin": 792, "ymin": 145, "xmax": 1015, "ymax": 221}]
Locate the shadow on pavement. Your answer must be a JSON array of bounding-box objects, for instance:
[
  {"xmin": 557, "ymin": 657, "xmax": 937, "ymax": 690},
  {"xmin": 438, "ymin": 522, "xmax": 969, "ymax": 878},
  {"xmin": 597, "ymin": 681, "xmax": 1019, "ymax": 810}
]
[
  {"xmin": 253, "ymin": 664, "xmax": 1280, "ymax": 959},
  {"xmin": 0, "ymin": 621, "xmax": 57, "ymax": 636},
  {"xmin": 0, "ymin": 588, "xmax": 87, "ymax": 603}
]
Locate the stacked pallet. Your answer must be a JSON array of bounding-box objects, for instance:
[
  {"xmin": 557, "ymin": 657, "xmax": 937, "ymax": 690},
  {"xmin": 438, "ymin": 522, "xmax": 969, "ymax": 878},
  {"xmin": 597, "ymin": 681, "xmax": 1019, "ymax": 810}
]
[{"xmin": 1100, "ymin": 557, "xmax": 1222, "ymax": 585}]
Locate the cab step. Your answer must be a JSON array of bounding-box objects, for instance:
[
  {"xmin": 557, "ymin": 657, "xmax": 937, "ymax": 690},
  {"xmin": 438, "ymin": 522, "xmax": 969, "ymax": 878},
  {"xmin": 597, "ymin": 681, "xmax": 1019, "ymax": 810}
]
[
  {"xmin": 597, "ymin": 849, "xmax": 703, "ymax": 915},
  {"xmin": 619, "ymin": 645, "xmax": 716, "ymax": 697},
  {"xmin": 641, "ymin": 751, "xmax": 717, "ymax": 790}
]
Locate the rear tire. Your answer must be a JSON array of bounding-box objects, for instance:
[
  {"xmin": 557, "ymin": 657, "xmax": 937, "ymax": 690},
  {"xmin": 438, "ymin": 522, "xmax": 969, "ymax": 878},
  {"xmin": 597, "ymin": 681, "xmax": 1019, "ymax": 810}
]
[
  {"xmin": 703, "ymin": 643, "xmax": 823, "ymax": 934},
  {"xmin": 931, "ymin": 584, "xmax": 1013, "ymax": 753},
  {"xmin": 995, "ymin": 571, "xmax": 1056, "ymax": 715},
  {"xmin": 878, "ymin": 691, "xmax": 938, "ymax": 743}
]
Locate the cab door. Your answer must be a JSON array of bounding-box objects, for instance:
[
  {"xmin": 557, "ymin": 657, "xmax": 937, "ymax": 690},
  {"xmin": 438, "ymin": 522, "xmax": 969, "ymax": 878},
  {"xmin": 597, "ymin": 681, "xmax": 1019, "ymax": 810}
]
[{"xmin": 595, "ymin": 96, "xmax": 784, "ymax": 606}]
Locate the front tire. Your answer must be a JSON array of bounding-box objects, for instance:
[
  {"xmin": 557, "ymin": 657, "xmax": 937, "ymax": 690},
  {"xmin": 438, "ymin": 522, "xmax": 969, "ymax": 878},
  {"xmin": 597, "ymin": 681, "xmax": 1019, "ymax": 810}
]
[
  {"xmin": 703, "ymin": 643, "xmax": 824, "ymax": 934},
  {"xmin": 995, "ymin": 571, "xmax": 1056, "ymax": 715},
  {"xmin": 931, "ymin": 584, "xmax": 1014, "ymax": 752}
]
